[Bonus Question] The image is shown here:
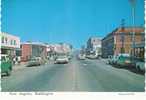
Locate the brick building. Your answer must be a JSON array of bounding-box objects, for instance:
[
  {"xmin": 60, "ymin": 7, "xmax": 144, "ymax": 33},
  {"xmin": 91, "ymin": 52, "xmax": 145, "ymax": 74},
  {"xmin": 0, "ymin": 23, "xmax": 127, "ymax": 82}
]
[
  {"xmin": 21, "ymin": 42, "xmax": 47, "ymax": 61},
  {"xmin": 102, "ymin": 27, "xmax": 144, "ymax": 58}
]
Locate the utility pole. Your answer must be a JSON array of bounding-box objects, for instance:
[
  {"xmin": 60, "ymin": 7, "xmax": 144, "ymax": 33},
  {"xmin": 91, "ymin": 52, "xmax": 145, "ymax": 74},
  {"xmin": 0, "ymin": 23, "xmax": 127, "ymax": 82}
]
[
  {"xmin": 121, "ymin": 19, "xmax": 125, "ymax": 54},
  {"xmin": 129, "ymin": 0, "xmax": 136, "ymax": 57}
]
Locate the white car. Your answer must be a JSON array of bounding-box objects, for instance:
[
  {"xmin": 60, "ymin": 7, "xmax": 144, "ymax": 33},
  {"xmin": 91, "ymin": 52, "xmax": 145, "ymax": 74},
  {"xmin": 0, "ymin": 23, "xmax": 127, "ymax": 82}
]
[
  {"xmin": 78, "ymin": 54, "xmax": 86, "ymax": 60},
  {"xmin": 135, "ymin": 59, "xmax": 145, "ymax": 72},
  {"xmin": 86, "ymin": 54, "xmax": 98, "ymax": 59},
  {"xmin": 26, "ymin": 57, "xmax": 42, "ymax": 67},
  {"xmin": 55, "ymin": 55, "xmax": 69, "ymax": 64}
]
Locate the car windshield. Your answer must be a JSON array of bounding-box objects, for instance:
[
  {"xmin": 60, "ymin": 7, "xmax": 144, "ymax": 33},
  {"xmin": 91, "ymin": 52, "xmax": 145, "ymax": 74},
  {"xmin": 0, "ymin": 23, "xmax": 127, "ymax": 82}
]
[
  {"xmin": 57, "ymin": 55, "xmax": 67, "ymax": 58},
  {"xmin": 31, "ymin": 58, "xmax": 37, "ymax": 61},
  {"xmin": 134, "ymin": 58, "xmax": 144, "ymax": 62},
  {"xmin": 125, "ymin": 57, "xmax": 131, "ymax": 60},
  {"xmin": 90, "ymin": 52, "xmax": 96, "ymax": 55},
  {"xmin": 80, "ymin": 54, "xmax": 85, "ymax": 56},
  {"xmin": 113, "ymin": 56, "xmax": 118, "ymax": 59},
  {"xmin": 120, "ymin": 56, "xmax": 130, "ymax": 60}
]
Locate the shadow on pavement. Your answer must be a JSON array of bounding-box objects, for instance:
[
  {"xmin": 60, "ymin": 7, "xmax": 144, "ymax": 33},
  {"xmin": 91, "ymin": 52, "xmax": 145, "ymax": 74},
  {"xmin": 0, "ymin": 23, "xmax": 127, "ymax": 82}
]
[
  {"xmin": 1, "ymin": 74, "xmax": 10, "ymax": 78},
  {"xmin": 111, "ymin": 64, "xmax": 145, "ymax": 76}
]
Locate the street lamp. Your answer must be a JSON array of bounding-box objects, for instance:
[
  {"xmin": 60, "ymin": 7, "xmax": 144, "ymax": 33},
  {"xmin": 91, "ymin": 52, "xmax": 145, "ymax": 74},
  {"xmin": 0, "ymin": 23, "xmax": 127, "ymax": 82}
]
[{"xmin": 129, "ymin": 0, "xmax": 136, "ymax": 57}]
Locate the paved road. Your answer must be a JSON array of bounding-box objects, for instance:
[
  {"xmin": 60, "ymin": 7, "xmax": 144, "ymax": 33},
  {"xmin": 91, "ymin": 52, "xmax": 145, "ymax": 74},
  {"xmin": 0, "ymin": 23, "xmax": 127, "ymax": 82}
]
[{"xmin": 1, "ymin": 58, "xmax": 145, "ymax": 92}]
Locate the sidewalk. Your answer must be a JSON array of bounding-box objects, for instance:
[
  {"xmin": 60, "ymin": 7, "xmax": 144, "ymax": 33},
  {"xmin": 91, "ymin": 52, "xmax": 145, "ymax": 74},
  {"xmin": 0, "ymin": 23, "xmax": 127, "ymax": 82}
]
[
  {"xmin": 100, "ymin": 58, "xmax": 108, "ymax": 64},
  {"xmin": 12, "ymin": 60, "xmax": 54, "ymax": 71},
  {"xmin": 12, "ymin": 62, "xmax": 27, "ymax": 71},
  {"xmin": 46, "ymin": 60, "xmax": 54, "ymax": 64}
]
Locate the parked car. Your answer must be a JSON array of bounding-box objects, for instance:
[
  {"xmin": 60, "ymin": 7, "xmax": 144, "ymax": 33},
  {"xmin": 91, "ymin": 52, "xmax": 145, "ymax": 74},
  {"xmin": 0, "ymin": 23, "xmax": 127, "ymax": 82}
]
[
  {"xmin": 116, "ymin": 55, "xmax": 134, "ymax": 67},
  {"xmin": 1, "ymin": 54, "xmax": 12, "ymax": 76},
  {"xmin": 54, "ymin": 55, "xmax": 69, "ymax": 64},
  {"xmin": 135, "ymin": 58, "xmax": 145, "ymax": 72},
  {"xmin": 26, "ymin": 57, "xmax": 42, "ymax": 67},
  {"xmin": 108, "ymin": 55, "xmax": 112, "ymax": 64},
  {"xmin": 108, "ymin": 55, "xmax": 119, "ymax": 64},
  {"xmin": 78, "ymin": 54, "xmax": 86, "ymax": 60}
]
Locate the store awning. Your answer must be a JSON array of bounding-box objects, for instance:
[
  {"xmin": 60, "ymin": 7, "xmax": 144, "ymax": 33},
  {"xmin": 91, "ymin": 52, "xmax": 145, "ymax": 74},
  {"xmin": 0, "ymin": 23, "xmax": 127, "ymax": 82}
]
[{"xmin": 132, "ymin": 42, "xmax": 145, "ymax": 48}]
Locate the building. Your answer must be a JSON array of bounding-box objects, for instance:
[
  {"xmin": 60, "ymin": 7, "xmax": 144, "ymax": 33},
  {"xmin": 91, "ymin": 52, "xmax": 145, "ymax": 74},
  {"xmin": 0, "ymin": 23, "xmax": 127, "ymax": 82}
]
[
  {"xmin": 1, "ymin": 32, "xmax": 20, "ymax": 58},
  {"xmin": 133, "ymin": 41, "xmax": 145, "ymax": 59},
  {"xmin": 46, "ymin": 44, "xmax": 55, "ymax": 59},
  {"xmin": 21, "ymin": 42, "xmax": 47, "ymax": 61},
  {"xmin": 102, "ymin": 27, "xmax": 144, "ymax": 58},
  {"xmin": 44, "ymin": 43, "xmax": 73, "ymax": 60},
  {"xmin": 86, "ymin": 37, "xmax": 101, "ymax": 56},
  {"xmin": 53, "ymin": 43, "xmax": 72, "ymax": 54}
]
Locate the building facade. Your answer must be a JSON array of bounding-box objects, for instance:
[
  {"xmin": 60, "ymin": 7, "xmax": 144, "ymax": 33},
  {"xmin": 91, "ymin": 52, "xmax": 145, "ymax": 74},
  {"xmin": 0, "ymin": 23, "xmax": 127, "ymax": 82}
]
[
  {"xmin": 133, "ymin": 41, "xmax": 145, "ymax": 59},
  {"xmin": 1, "ymin": 32, "xmax": 20, "ymax": 58},
  {"xmin": 102, "ymin": 27, "xmax": 144, "ymax": 58},
  {"xmin": 53, "ymin": 43, "xmax": 72, "ymax": 54},
  {"xmin": 21, "ymin": 42, "xmax": 47, "ymax": 61},
  {"xmin": 45, "ymin": 43, "xmax": 73, "ymax": 60},
  {"xmin": 86, "ymin": 37, "xmax": 101, "ymax": 56}
]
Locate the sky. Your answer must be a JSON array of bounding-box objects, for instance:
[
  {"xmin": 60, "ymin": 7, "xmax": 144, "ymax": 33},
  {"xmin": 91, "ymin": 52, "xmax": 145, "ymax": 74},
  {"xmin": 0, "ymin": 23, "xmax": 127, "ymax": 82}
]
[{"xmin": 1, "ymin": 0, "xmax": 144, "ymax": 49}]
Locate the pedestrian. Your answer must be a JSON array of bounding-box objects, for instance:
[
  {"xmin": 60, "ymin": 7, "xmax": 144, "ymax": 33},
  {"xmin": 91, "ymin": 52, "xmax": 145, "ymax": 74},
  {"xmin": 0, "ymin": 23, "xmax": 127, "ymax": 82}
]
[{"xmin": 13, "ymin": 57, "xmax": 16, "ymax": 65}]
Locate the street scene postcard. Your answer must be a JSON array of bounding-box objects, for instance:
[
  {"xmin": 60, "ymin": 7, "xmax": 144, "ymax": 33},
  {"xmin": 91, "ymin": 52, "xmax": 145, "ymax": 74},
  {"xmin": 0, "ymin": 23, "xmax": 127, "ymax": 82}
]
[{"xmin": 0, "ymin": 0, "xmax": 145, "ymax": 93}]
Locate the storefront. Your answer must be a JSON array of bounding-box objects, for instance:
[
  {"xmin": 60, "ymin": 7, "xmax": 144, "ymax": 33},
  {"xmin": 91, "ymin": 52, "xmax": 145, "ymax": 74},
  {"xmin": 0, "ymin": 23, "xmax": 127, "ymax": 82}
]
[
  {"xmin": 1, "ymin": 32, "xmax": 20, "ymax": 58},
  {"xmin": 133, "ymin": 42, "xmax": 145, "ymax": 59}
]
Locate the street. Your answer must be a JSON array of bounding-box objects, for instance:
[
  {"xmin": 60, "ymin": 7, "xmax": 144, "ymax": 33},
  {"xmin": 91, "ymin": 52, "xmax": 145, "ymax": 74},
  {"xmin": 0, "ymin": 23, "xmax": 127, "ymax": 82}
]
[{"xmin": 1, "ymin": 57, "xmax": 145, "ymax": 92}]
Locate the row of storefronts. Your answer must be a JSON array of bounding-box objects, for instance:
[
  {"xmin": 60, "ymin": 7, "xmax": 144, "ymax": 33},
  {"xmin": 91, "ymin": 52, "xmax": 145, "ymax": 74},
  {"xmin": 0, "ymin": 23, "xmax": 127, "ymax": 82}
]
[{"xmin": 1, "ymin": 32, "xmax": 72, "ymax": 62}]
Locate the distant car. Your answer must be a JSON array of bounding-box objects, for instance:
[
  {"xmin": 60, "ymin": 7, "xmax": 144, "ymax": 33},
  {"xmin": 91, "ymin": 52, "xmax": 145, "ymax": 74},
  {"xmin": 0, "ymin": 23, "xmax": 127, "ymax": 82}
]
[
  {"xmin": 26, "ymin": 57, "xmax": 41, "ymax": 67},
  {"xmin": 135, "ymin": 58, "xmax": 145, "ymax": 72},
  {"xmin": 55, "ymin": 55, "xmax": 69, "ymax": 64},
  {"xmin": 1, "ymin": 54, "xmax": 12, "ymax": 76},
  {"xmin": 78, "ymin": 54, "xmax": 86, "ymax": 60},
  {"xmin": 36, "ymin": 57, "xmax": 46, "ymax": 64},
  {"xmin": 86, "ymin": 53, "xmax": 98, "ymax": 59},
  {"xmin": 67, "ymin": 55, "xmax": 73, "ymax": 60}
]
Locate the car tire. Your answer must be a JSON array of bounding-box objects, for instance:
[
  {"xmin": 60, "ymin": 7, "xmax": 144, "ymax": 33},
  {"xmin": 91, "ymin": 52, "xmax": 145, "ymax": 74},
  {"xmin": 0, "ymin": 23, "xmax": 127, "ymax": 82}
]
[{"xmin": 137, "ymin": 66, "xmax": 141, "ymax": 72}]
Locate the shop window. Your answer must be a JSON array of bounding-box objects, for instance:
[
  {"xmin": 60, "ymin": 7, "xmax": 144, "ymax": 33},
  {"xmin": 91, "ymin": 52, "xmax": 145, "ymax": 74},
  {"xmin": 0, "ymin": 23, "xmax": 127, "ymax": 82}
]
[
  {"xmin": 130, "ymin": 32, "xmax": 133, "ymax": 41},
  {"xmin": 14, "ymin": 40, "xmax": 16, "ymax": 45},
  {"xmin": 11, "ymin": 40, "xmax": 13, "ymax": 45},
  {"xmin": 141, "ymin": 33, "xmax": 145, "ymax": 41}
]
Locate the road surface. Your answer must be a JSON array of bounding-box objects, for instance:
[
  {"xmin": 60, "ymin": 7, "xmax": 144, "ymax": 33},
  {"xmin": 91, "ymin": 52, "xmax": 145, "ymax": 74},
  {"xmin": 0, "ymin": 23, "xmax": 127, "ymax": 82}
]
[{"xmin": 1, "ymin": 57, "xmax": 145, "ymax": 92}]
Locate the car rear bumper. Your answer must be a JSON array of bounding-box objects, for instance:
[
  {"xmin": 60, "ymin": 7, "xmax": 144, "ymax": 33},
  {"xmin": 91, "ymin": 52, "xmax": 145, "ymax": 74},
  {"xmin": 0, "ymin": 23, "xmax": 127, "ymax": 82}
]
[{"xmin": 55, "ymin": 60, "xmax": 68, "ymax": 64}]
